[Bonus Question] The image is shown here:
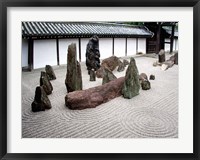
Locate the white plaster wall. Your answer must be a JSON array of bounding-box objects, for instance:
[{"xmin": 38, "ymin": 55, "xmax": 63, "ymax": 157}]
[
  {"xmin": 114, "ymin": 38, "xmax": 126, "ymax": 57},
  {"xmin": 34, "ymin": 39, "xmax": 57, "ymax": 69},
  {"xmin": 138, "ymin": 38, "xmax": 146, "ymax": 53},
  {"xmin": 22, "ymin": 39, "xmax": 28, "ymax": 67},
  {"xmin": 164, "ymin": 38, "xmax": 179, "ymax": 52},
  {"xmin": 164, "ymin": 38, "xmax": 170, "ymax": 52},
  {"xmin": 59, "ymin": 39, "xmax": 79, "ymax": 65},
  {"xmin": 81, "ymin": 38, "xmax": 90, "ymax": 62},
  {"xmin": 174, "ymin": 39, "xmax": 179, "ymax": 50},
  {"xmin": 99, "ymin": 38, "xmax": 113, "ymax": 59},
  {"xmin": 127, "ymin": 38, "xmax": 137, "ymax": 56}
]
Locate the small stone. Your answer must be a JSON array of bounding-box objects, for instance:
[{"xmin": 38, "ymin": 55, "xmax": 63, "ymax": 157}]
[
  {"xmin": 45, "ymin": 65, "xmax": 56, "ymax": 80},
  {"xmin": 158, "ymin": 49, "xmax": 165, "ymax": 63},
  {"xmin": 96, "ymin": 67, "xmax": 105, "ymax": 78},
  {"xmin": 122, "ymin": 57, "xmax": 140, "ymax": 99},
  {"xmin": 139, "ymin": 73, "xmax": 148, "ymax": 82},
  {"xmin": 90, "ymin": 69, "xmax": 96, "ymax": 81},
  {"xmin": 31, "ymin": 86, "xmax": 52, "ymax": 112},
  {"xmin": 149, "ymin": 74, "xmax": 155, "ymax": 80},
  {"xmin": 117, "ymin": 61, "xmax": 125, "ymax": 72},
  {"xmin": 141, "ymin": 80, "xmax": 151, "ymax": 90},
  {"xmin": 102, "ymin": 67, "xmax": 117, "ymax": 85}
]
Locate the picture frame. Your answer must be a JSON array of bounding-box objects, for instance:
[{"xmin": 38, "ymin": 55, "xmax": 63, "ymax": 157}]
[{"xmin": 0, "ymin": 0, "xmax": 199, "ymax": 159}]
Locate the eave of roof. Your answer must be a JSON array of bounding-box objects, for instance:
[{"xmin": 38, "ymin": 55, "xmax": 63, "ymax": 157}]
[{"xmin": 22, "ymin": 22, "xmax": 153, "ymax": 39}]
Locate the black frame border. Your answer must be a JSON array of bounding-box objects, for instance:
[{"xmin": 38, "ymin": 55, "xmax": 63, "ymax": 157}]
[{"xmin": 0, "ymin": 0, "xmax": 199, "ymax": 160}]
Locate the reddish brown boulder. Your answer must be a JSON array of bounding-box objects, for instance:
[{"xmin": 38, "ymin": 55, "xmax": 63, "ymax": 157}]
[
  {"xmin": 65, "ymin": 77, "xmax": 125, "ymax": 110},
  {"xmin": 101, "ymin": 56, "xmax": 120, "ymax": 71}
]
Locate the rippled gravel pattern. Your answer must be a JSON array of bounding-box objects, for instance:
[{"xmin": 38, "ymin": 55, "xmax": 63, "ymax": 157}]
[{"xmin": 22, "ymin": 55, "xmax": 178, "ymax": 138}]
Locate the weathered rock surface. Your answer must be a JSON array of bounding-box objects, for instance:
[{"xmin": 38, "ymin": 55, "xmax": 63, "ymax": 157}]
[
  {"xmin": 65, "ymin": 43, "xmax": 82, "ymax": 92},
  {"xmin": 149, "ymin": 74, "xmax": 155, "ymax": 80},
  {"xmin": 141, "ymin": 80, "xmax": 151, "ymax": 90},
  {"xmin": 86, "ymin": 35, "xmax": 101, "ymax": 74},
  {"xmin": 123, "ymin": 59, "xmax": 129, "ymax": 66},
  {"xmin": 158, "ymin": 49, "xmax": 165, "ymax": 63},
  {"xmin": 102, "ymin": 67, "xmax": 117, "ymax": 85},
  {"xmin": 170, "ymin": 51, "xmax": 178, "ymax": 65},
  {"xmin": 161, "ymin": 60, "xmax": 174, "ymax": 71},
  {"xmin": 122, "ymin": 57, "xmax": 140, "ymax": 99},
  {"xmin": 139, "ymin": 73, "xmax": 151, "ymax": 90},
  {"xmin": 40, "ymin": 71, "xmax": 53, "ymax": 95},
  {"xmin": 139, "ymin": 73, "xmax": 148, "ymax": 82},
  {"xmin": 96, "ymin": 66, "xmax": 105, "ymax": 78},
  {"xmin": 101, "ymin": 56, "xmax": 120, "ymax": 71},
  {"xmin": 90, "ymin": 69, "xmax": 96, "ymax": 81},
  {"xmin": 117, "ymin": 61, "xmax": 125, "ymax": 72},
  {"xmin": 31, "ymin": 86, "xmax": 52, "ymax": 112},
  {"xmin": 45, "ymin": 65, "xmax": 56, "ymax": 80},
  {"xmin": 65, "ymin": 77, "xmax": 125, "ymax": 110}
]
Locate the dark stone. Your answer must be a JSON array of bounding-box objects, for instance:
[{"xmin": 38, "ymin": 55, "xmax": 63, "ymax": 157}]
[
  {"xmin": 65, "ymin": 77, "xmax": 125, "ymax": 110},
  {"xmin": 45, "ymin": 65, "xmax": 56, "ymax": 80},
  {"xmin": 122, "ymin": 57, "xmax": 140, "ymax": 99},
  {"xmin": 101, "ymin": 56, "xmax": 120, "ymax": 71},
  {"xmin": 117, "ymin": 61, "xmax": 125, "ymax": 72},
  {"xmin": 158, "ymin": 49, "xmax": 165, "ymax": 63},
  {"xmin": 86, "ymin": 35, "xmax": 101, "ymax": 74},
  {"xmin": 141, "ymin": 80, "xmax": 151, "ymax": 90},
  {"xmin": 149, "ymin": 74, "xmax": 155, "ymax": 80},
  {"xmin": 102, "ymin": 67, "xmax": 117, "ymax": 85},
  {"xmin": 40, "ymin": 71, "xmax": 53, "ymax": 95},
  {"xmin": 123, "ymin": 59, "xmax": 129, "ymax": 66},
  {"xmin": 90, "ymin": 69, "xmax": 96, "ymax": 81},
  {"xmin": 31, "ymin": 86, "xmax": 52, "ymax": 112},
  {"xmin": 65, "ymin": 43, "xmax": 82, "ymax": 92}
]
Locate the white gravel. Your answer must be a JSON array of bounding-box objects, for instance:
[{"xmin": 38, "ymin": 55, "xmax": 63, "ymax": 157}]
[{"xmin": 22, "ymin": 54, "xmax": 178, "ymax": 138}]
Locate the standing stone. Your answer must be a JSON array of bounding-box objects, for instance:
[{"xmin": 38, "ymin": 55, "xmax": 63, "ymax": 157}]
[
  {"xmin": 158, "ymin": 49, "xmax": 165, "ymax": 63},
  {"xmin": 102, "ymin": 67, "xmax": 117, "ymax": 85},
  {"xmin": 45, "ymin": 65, "xmax": 56, "ymax": 80},
  {"xmin": 117, "ymin": 61, "xmax": 125, "ymax": 72},
  {"xmin": 122, "ymin": 57, "xmax": 140, "ymax": 99},
  {"xmin": 65, "ymin": 43, "xmax": 82, "ymax": 92},
  {"xmin": 90, "ymin": 69, "xmax": 96, "ymax": 81},
  {"xmin": 31, "ymin": 86, "xmax": 52, "ymax": 112},
  {"xmin": 40, "ymin": 71, "xmax": 53, "ymax": 95},
  {"xmin": 86, "ymin": 35, "xmax": 101, "ymax": 74}
]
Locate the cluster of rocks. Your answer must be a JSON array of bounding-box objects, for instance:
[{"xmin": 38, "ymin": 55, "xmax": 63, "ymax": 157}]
[
  {"xmin": 96, "ymin": 56, "xmax": 129, "ymax": 78},
  {"xmin": 65, "ymin": 57, "xmax": 150, "ymax": 110},
  {"xmin": 31, "ymin": 65, "xmax": 56, "ymax": 112},
  {"xmin": 153, "ymin": 49, "xmax": 178, "ymax": 71}
]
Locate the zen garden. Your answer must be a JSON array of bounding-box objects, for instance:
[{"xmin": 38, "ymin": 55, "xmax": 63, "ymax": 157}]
[{"xmin": 22, "ymin": 22, "xmax": 178, "ymax": 138}]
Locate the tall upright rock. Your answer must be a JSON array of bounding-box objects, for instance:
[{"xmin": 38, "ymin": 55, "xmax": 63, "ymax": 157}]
[
  {"xmin": 40, "ymin": 71, "xmax": 53, "ymax": 95},
  {"xmin": 122, "ymin": 57, "xmax": 140, "ymax": 99},
  {"xmin": 65, "ymin": 43, "xmax": 82, "ymax": 92}
]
